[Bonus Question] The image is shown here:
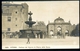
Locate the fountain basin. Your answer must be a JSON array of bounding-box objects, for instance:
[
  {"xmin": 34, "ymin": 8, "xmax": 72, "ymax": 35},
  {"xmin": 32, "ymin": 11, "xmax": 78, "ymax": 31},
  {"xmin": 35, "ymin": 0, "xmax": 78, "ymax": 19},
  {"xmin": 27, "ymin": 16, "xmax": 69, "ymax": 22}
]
[{"xmin": 19, "ymin": 29, "xmax": 40, "ymax": 38}]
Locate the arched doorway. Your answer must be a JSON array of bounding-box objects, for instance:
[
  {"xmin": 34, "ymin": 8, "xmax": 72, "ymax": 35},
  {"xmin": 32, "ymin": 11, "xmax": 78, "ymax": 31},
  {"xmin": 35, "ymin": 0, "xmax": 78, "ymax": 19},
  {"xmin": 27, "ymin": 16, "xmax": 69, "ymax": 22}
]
[
  {"xmin": 50, "ymin": 30, "xmax": 54, "ymax": 38},
  {"xmin": 57, "ymin": 26, "xmax": 62, "ymax": 38},
  {"xmin": 65, "ymin": 30, "xmax": 69, "ymax": 36}
]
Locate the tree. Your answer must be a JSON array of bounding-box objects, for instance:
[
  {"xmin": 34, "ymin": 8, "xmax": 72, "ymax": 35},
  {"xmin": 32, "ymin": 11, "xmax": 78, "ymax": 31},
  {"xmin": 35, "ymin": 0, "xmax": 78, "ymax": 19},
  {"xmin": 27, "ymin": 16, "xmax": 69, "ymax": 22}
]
[
  {"xmin": 71, "ymin": 24, "xmax": 79, "ymax": 36},
  {"xmin": 35, "ymin": 21, "xmax": 47, "ymax": 36},
  {"xmin": 37, "ymin": 21, "xmax": 46, "ymax": 26}
]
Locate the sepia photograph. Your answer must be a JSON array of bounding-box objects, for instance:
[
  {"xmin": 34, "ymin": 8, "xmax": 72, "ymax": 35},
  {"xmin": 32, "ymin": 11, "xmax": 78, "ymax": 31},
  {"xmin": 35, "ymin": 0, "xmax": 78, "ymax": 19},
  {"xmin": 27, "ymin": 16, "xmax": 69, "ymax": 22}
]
[{"xmin": 2, "ymin": 1, "xmax": 79, "ymax": 49}]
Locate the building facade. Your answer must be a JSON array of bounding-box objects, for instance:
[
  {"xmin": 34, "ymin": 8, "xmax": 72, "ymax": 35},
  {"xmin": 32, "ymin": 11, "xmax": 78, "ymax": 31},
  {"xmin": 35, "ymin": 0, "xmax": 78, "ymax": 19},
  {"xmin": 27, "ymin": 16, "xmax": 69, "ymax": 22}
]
[
  {"xmin": 32, "ymin": 21, "xmax": 47, "ymax": 38},
  {"xmin": 32, "ymin": 25, "xmax": 47, "ymax": 38},
  {"xmin": 2, "ymin": 2, "xmax": 29, "ymax": 32},
  {"xmin": 47, "ymin": 17, "xmax": 76, "ymax": 38}
]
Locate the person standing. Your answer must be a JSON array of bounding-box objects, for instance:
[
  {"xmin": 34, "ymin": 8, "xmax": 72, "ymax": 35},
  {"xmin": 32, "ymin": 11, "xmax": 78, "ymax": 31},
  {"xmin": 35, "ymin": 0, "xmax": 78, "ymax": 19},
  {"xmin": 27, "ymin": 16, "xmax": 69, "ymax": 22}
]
[
  {"xmin": 27, "ymin": 34, "xmax": 30, "ymax": 44},
  {"xmin": 50, "ymin": 30, "xmax": 53, "ymax": 38}
]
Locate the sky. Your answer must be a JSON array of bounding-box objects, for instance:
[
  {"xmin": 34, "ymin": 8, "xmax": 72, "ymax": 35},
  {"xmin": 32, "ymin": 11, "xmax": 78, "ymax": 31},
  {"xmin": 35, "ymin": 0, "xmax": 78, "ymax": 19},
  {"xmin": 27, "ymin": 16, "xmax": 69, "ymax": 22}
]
[{"xmin": 9, "ymin": 1, "xmax": 79, "ymax": 25}]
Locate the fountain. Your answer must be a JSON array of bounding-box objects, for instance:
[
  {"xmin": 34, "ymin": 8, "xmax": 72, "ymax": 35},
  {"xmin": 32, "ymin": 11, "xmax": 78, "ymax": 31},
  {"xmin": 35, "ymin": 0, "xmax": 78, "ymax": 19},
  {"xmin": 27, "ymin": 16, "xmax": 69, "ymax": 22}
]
[
  {"xmin": 25, "ymin": 11, "xmax": 36, "ymax": 29},
  {"xmin": 19, "ymin": 11, "xmax": 40, "ymax": 38}
]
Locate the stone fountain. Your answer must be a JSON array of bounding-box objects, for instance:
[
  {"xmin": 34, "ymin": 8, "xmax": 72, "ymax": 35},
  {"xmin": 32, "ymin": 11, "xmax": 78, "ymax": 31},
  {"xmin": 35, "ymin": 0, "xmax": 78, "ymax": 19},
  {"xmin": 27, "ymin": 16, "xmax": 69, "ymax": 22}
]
[
  {"xmin": 19, "ymin": 11, "xmax": 40, "ymax": 38},
  {"xmin": 25, "ymin": 11, "xmax": 36, "ymax": 29}
]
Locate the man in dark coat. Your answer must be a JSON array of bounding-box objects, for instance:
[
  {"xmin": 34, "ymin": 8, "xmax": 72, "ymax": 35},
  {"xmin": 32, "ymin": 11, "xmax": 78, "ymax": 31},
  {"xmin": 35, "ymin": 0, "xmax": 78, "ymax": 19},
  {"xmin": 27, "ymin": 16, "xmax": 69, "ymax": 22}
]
[{"xmin": 27, "ymin": 34, "xmax": 30, "ymax": 44}]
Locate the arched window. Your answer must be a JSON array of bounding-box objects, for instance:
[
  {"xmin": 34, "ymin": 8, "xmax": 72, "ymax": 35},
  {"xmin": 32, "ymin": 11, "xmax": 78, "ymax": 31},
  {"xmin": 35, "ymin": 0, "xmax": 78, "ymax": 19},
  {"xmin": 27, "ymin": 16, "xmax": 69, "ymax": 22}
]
[
  {"xmin": 15, "ymin": 11, "xmax": 17, "ymax": 13},
  {"xmin": 65, "ymin": 30, "xmax": 69, "ymax": 34},
  {"xmin": 57, "ymin": 26, "xmax": 61, "ymax": 31},
  {"xmin": 15, "ymin": 18, "xmax": 17, "ymax": 20}
]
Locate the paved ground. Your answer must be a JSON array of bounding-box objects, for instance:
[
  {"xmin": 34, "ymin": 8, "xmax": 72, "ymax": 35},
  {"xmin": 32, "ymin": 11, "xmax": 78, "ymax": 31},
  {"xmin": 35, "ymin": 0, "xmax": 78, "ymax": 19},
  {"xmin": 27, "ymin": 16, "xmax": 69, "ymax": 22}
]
[{"xmin": 2, "ymin": 36, "xmax": 79, "ymax": 49}]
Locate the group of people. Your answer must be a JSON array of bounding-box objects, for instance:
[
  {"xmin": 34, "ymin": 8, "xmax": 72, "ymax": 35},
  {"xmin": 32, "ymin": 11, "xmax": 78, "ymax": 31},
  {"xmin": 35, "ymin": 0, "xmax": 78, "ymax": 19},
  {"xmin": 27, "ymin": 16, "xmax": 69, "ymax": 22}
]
[
  {"xmin": 2, "ymin": 32, "xmax": 21, "ymax": 39},
  {"xmin": 50, "ymin": 30, "xmax": 66, "ymax": 39}
]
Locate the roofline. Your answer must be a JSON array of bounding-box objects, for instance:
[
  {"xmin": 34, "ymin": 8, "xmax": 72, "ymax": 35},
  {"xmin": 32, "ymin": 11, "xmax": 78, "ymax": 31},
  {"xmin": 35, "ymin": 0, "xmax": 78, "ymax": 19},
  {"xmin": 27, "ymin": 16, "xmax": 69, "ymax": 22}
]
[
  {"xmin": 2, "ymin": 3, "xmax": 28, "ymax": 8},
  {"xmin": 54, "ymin": 17, "xmax": 64, "ymax": 21},
  {"xmin": 48, "ymin": 23, "xmax": 71, "ymax": 25}
]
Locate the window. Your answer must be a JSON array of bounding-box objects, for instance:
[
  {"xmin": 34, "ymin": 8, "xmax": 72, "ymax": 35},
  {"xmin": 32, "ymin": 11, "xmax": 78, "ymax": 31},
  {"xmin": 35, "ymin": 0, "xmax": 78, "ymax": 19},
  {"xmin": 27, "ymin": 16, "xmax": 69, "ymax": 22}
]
[
  {"xmin": 15, "ymin": 18, "xmax": 17, "ymax": 20},
  {"xmin": 8, "ymin": 17, "xmax": 11, "ymax": 21},
  {"xmin": 15, "ymin": 11, "xmax": 17, "ymax": 14},
  {"xmin": 7, "ymin": 28, "xmax": 10, "ymax": 31},
  {"xmin": 15, "ymin": 25, "xmax": 17, "ymax": 26}
]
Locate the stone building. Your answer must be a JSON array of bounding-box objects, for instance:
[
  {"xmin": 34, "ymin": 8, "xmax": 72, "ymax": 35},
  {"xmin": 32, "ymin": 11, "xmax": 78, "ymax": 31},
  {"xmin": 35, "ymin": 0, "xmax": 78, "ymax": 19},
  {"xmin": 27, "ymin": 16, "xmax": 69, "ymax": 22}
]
[
  {"xmin": 2, "ymin": 2, "xmax": 29, "ymax": 33},
  {"xmin": 47, "ymin": 17, "xmax": 76, "ymax": 38}
]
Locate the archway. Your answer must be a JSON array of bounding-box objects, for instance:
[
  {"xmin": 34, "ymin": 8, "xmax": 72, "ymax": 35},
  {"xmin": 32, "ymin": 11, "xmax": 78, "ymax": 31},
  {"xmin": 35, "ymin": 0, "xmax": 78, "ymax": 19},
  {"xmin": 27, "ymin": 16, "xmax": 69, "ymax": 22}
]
[
  {"xmin": 65, "ymin": 30, "xmax": 69, "ymax": 36},
  {"xmin": 57, "ymin": 26, "xmax": 62, "ymax": 38},
  {"xmin": 50, "ymin": 30, "xmax": 54, "ymax": 38},
  {"xmin": 57, "ymin": 26, "xmax": 62, "ymax": 31}
]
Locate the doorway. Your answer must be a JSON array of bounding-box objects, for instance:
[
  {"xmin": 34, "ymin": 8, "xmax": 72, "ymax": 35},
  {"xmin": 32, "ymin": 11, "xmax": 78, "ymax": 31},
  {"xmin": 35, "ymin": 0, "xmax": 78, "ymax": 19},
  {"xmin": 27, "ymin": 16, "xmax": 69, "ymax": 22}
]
[{"xmin": 57, "ymin": 26, "xmax": 62, "ymax": 38}]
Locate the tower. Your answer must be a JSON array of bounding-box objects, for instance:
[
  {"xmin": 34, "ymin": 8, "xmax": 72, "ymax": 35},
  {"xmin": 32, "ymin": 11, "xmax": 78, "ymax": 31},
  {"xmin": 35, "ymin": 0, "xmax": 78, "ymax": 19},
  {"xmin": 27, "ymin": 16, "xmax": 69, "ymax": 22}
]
[{"xmin": 2, "ymin": 2, "xmax": 29, "ymax": 32}]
